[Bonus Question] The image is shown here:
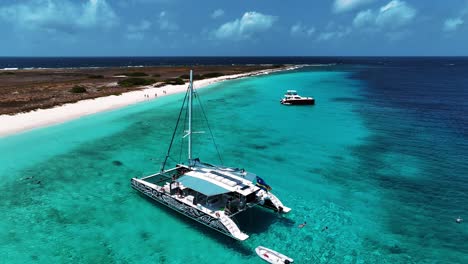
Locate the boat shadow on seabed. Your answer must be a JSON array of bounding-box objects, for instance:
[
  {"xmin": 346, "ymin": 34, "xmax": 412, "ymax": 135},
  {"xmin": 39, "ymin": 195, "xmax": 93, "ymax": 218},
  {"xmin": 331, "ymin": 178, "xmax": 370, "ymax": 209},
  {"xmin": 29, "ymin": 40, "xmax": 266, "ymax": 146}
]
[
  {"xmin": 138, "ymin": 193, "xmax": 254, "ymax": 256},
  {"xmin": 139, "ymin": 193, "xmax": 291, "ymax": 256},
  {"xmin": 234, "ymin": 206, "xmax": 295, "ymax": 234}
]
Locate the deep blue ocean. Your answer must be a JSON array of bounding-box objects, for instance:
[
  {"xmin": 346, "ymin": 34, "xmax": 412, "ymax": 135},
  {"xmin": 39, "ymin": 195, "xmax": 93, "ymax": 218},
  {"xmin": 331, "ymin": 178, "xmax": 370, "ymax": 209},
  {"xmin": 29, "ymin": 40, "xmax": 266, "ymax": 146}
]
[
  {"xmin": 1, "ymin": 56, "xmax": 467, "ymax": 69},
  {"xmin": 0, "ymin": 57, "xmax": 467, "ymax": 263}
]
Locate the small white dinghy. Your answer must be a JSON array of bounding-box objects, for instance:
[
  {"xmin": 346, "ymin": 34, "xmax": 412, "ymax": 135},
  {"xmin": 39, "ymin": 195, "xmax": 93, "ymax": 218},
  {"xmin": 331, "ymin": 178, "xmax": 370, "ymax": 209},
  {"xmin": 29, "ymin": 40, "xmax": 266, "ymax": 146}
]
[{"xmin": 255, "ymin": 246, "xmax": 294, "ymax": 264}]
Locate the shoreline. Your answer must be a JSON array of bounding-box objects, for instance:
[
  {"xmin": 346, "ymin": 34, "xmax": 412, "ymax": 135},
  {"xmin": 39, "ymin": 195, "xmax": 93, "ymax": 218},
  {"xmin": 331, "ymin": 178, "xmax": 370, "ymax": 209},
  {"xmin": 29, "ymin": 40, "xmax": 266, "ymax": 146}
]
[{"xmin": 0, "ymin": 65, "xmax": 301, "ymax": 138}]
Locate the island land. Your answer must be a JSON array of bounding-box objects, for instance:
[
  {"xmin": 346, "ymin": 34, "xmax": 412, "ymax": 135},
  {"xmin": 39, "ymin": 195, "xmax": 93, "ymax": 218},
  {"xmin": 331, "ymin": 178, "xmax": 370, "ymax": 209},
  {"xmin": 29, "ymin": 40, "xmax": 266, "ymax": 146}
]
[{"xmin": 0, "ymin": 64, "xmax": 294, "ymax": 137}]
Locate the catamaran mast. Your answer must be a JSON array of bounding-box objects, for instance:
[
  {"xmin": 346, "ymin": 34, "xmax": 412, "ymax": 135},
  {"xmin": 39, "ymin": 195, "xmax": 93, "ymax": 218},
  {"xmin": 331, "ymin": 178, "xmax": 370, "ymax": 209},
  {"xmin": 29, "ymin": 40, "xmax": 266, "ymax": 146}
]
[{"xmin": 188, "ymin": 70, "xmax": 193, "ymax": 165}]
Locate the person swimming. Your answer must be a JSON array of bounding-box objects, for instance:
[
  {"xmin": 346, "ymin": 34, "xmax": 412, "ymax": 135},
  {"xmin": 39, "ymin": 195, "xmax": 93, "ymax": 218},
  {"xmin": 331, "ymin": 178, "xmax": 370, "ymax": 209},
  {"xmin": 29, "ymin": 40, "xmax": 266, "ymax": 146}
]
[
  {"xmin": 456, "ymin": 217, "xmax": 463, "ymax": 223},
  {"xmin": 298, "ymin": 221, "xmax": 307, "ymax": 228},
  {"xmin": 321, "ymin": 226, "xmax": 328, "ymax": 232}
]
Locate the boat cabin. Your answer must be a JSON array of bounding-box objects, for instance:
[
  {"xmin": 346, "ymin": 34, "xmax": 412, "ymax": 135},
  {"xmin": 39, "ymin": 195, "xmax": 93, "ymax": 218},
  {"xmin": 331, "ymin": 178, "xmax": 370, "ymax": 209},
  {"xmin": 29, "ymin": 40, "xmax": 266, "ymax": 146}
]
[
  {"xmin": 140, "ymin": 160, "xmax": 262, "ymax": 217},
  {"xmin": 285, "ymin": 90, "xmax": 298, "ymax": 96},
  {"xmin": 281, "ymin": 89, "xmax": 315, "ymax": 105}
]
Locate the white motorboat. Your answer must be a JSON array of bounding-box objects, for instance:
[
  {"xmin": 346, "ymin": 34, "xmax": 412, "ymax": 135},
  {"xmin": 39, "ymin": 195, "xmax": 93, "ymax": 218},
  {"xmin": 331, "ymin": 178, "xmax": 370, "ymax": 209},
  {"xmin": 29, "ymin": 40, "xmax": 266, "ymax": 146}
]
[
  {"xmin": 280, "ymin": 90, "xmax": 315, "ymax": 105},
  {"xmin": 255, "ymin": 246, "xmax": 294, "ymax": 263}
]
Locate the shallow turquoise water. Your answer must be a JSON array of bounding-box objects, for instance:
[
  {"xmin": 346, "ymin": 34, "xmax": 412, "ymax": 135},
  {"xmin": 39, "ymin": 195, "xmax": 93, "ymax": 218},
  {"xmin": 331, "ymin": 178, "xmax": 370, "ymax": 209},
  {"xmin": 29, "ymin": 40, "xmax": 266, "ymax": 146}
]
[{"xmin": 1, "ymin": 67, "xmax": 467, "ymax": 263}]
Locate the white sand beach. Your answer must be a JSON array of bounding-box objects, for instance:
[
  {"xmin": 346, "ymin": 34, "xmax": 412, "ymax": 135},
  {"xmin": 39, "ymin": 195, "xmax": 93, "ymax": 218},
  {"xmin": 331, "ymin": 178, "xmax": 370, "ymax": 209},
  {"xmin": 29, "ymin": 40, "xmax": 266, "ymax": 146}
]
[{"xmin": 0, "ymin": 66, "xmax": 300, "ymax": 138}]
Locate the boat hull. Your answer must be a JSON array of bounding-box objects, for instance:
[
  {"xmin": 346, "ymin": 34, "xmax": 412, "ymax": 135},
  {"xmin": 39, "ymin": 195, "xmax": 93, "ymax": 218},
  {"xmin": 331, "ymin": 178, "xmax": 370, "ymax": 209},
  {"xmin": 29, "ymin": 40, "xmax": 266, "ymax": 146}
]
[
  {"xmin": 280, "ymin": 99, "xmax": 315, "ymax": 105},
  {"xmin": 131, "ymin": 179, "xmax": 236, "ymax": 240},
  {"xmin": 255, "ymin": 246, "xmax": 294, "ymax": 263}
]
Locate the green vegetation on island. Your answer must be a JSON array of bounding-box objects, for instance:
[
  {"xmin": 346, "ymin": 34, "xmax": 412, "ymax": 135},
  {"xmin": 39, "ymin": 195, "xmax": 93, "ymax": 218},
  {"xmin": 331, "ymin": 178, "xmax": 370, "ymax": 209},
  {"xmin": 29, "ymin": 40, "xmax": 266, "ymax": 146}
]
[
  {"xmin": 202, "ymin": 72, "xmax": 224, "ymax": 78},
  {"xmin": 272, "ymin": 64, "xmax": 285, "ymax": 68},
  {"xmin": 118, "ymin": 78, "xmax": 156, "ymax": 87},
  {"xmin": 70, "ymin": 85, "xmax": 87, "ymax": 93},
  {"xmin": 114, "ymin": 72, "xmax": 148, "ymax": 77},
  {"xmin": 179, "ymin": 72, "xmax": 223, "ymax": 80},
  {"xmin": 163, "ymin": 78, "xmax": 185, "ymax": 85},
  {"xmin": 88, "ymin": 74, "xmax": 104, "ymax": 79}
]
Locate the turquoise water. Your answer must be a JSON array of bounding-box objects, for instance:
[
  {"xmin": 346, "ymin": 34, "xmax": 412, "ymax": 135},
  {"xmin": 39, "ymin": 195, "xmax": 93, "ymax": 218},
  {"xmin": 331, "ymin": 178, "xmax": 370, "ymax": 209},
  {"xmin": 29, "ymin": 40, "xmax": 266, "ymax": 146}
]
[{"xmin": 1, "ymin": 66, "xmax": 467, "ymax": 263}]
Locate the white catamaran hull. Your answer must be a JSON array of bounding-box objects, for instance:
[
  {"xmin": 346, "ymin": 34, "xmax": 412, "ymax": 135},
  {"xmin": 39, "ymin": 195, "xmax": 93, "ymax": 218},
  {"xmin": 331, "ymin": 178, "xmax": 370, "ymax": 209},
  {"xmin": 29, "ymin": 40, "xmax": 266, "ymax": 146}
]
[{"xmin": 131, "ymin": 179, "xmax": 237, "ymax": 239}]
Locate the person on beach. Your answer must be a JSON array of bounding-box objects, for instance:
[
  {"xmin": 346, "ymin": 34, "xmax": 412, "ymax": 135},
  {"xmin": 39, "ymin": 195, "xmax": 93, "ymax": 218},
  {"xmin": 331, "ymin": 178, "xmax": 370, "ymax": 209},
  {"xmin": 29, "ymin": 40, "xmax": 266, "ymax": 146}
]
[
  {"xmin": 298, "ymin": 221, "xmax": 307, "ymax": 228},
  {"xmin": 155, "ymin": 93, "xmax": 157, "ymax": 97}
]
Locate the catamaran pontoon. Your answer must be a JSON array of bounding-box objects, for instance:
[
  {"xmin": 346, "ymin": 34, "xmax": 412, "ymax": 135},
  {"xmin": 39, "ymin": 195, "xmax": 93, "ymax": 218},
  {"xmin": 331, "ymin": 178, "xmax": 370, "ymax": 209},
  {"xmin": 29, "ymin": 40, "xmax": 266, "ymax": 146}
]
[{"xmin": 131, "ymin": 70, "xmax": 291, "ymax": 241}]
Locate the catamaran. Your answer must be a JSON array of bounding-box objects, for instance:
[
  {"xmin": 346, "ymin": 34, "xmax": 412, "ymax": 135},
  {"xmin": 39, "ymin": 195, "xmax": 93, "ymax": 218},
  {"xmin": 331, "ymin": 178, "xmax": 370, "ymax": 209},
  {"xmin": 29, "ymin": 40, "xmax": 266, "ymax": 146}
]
[{"xmin": 131, "ymin": 70, "xmax": 291, "ymax": 241}]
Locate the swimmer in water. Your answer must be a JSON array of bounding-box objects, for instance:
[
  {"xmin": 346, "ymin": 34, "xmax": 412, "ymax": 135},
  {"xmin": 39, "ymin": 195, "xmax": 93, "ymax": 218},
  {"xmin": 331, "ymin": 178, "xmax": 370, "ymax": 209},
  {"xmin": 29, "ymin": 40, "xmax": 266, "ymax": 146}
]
[
  {"xmin": 456, "ymin": 217, "xmax": 463, "ymax": 224},
  {"xmin": 298, "ymin": 221, "xmax": 307, "ymax": 228}
]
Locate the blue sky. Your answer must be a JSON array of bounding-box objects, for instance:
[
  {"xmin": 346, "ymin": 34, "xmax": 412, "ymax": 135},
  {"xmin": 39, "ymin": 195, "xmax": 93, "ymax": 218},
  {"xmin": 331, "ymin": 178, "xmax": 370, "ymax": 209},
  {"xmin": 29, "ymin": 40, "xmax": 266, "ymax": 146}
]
[{"xmin": 0, "ymin": 0, "xmax": 467, "ymax": 56}]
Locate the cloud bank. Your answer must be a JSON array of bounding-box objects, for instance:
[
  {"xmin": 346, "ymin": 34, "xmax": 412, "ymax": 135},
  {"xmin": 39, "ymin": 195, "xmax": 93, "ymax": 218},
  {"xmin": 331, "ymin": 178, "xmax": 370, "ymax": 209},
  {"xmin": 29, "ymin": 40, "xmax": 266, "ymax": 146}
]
[
  {"xmin": 126, "ymin": 20, "xmax": 152, "ymax": 40},
  {"xmin": 213, "ymin": 11, "xmax": 276, "ymax": 40},
  {"xmin": 290, "ymin": 22, "xmax": 315, "ymax": 37},
  {"xmin": 158, "ymin": 11, "xmax": 179, "ymax": 31},
  {"xmin": 443, "ymin": 18, "xmax": 464, "ymax": 32},
  {"xmin": 353, "ymin": 0, "xmax": 416, "ymax": 29},
  {"xmin": 211, "ymin": 9, "xmax": 224, "ymax": 19},
  {"xmin": 0, "ymin": 0, "xmax": 117, "ymax": 33},
  {"xmin": 333, "ymin": 0, "xmax": 374, "ymax": 13}
]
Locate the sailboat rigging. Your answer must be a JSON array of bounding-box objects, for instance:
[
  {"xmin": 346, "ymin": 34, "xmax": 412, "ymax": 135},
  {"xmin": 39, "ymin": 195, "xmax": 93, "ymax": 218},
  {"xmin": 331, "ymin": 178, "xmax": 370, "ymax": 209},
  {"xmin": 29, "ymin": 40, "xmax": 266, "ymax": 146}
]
[{"xmin": 131, "ymin": 70, "xmax": 291, "ymax": 241}]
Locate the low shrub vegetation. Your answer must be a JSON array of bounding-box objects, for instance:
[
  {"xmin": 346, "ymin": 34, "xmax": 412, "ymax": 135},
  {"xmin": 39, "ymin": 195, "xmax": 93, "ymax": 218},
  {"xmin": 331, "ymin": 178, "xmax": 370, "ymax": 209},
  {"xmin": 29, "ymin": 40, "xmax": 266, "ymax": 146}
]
[
  {"xmin": 88, "ymin": 74, "xmax": 104, "ymax": 79},
  {"xmin": 179, "ymin": 72, "xmax": 223, "ymax": 80},
  {"xmin": 164, "ymin": 78, "xmax": 185, "ymax": 85},
  {"xmin": 202, "ymin": 72, "xmax": 223, "ymax": 78},
  {"xmin": 113, "ymin": 72, "xmax": 148, "ymax": 77},
  {"xmin": 118, "ymin": 78, "xmax": 156, "ymax": 87},
  {"xmin": 70, "ymin": 85, "xmax": 87, "ymax": 93},
  {"xmin": 179, "ymin": 74, "xmax": 202, "ymax": 80}
]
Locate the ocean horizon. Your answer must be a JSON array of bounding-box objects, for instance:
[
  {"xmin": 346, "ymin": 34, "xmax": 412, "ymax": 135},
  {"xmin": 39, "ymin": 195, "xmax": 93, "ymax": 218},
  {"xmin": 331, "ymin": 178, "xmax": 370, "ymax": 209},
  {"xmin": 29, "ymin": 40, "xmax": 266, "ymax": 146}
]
[
  {"xmin": 1, "ymin": 58, "xmax": 467, "ymax": 263},
  {"xmin": 1, "ymin": 56, "xmax": 468, "ymax": 70}
]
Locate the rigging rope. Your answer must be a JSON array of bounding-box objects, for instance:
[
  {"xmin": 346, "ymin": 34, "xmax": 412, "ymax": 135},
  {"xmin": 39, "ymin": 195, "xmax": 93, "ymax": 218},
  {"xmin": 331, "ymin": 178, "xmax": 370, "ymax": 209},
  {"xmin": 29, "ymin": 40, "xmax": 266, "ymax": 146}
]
[
  {"xmin": 160, "ymin": 86, "xmax": 189, "ymax": 172},
  {"xmin": 195, "ymin": 89, "xmax": 224, "ymax": 165}
]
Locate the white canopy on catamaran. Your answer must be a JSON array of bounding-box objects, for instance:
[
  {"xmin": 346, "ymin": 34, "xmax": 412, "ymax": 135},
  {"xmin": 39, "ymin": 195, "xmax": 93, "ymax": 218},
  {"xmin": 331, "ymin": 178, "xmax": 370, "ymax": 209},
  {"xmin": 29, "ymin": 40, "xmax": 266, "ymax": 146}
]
[
  {"xmin": 178, "ymin": 174, "xmax": 230, "ymax": 196},
  {"xmin": 178, "ymin": 164, "xmax": 261, "ymax": 196}
]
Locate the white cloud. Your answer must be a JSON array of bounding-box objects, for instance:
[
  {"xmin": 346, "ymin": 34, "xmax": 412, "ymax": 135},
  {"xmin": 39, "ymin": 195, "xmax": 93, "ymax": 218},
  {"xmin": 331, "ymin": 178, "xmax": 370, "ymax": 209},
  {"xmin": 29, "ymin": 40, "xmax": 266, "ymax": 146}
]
[
  {"xmin": 211, "ymin": 9, "xmax": 224, "ymax": 19},
  {"xmin": 307, "ymin": 28, "xmax": 316, "ymax": 36},
  {"xmin": 158, "ymin": 11, "xmax": 179, "ymax": 31},
  {"xmin": 126, "ymin": 32, "xmax": 145, "ymax": 40},
  {"xmin": 375, "ymin": 0, "xmax": 416, "ymax": 28},
  {"xmin": 317, "ymin": 28, "xmax": 351, "ymax": 41},
  {"xmin": 0, "ymin": 0, "xmax": 117, "ymax": 33},
  {"xmin": 333, "ymin": 0, "xmax": 374, "ymax": 13},
  {"xmin": 353, "ymin": 0, "xmax": 416, "ymax": 29},
  {"xmin": 353, "ymin": 9, "xmax": 374, "ymax": 27},
  {"xmin": 443, "ymin": 18, "xmax": 464, "ymax": 31},
  {"xmin": 290, "ymin": 22, "xmax": 315, "ymax": 37},
  {"xmin": 385, "ymin": 30, "xmax": 409, "ymax": 41},
  {"xmin": 80, "ymin": 0, "xmax": 117, "ymax": 28},
  {"xmin": 126, "ymin": 20, "xmax": 151, "ymax": 40},
  {"xmin": 213, "ymin": 11, "xmax": 276, "ymax": 40}
]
